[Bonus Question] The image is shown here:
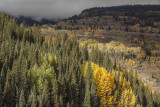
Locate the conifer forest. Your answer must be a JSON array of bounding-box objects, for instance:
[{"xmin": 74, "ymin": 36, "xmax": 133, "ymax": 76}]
[{"xmin": 0, "ymin": 6, "xmax": 160, "ymax": 107}]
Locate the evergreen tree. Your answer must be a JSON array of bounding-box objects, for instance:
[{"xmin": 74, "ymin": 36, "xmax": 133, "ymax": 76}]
[
  {"xmin": 58, "ymin": 73, "xmax": 66, "ymax": 99},
  {"xmin": 27, "ymin": 86, "xmax": 37, "ymax": 107},
  {"xmin": 52, "ymin": 78, "xmax": 58, "ymax": 102},
  {"xmin": 91, "ymin": 80, "xmax": 98, "ymax": 107},
  {"xmin": 3, "ymin": 72, "xmax": 12, "ymax": 107},
  {"xmin": 19, "ymin": 88, "xmax": 25, "ymax": 107},
  {"xmin": 70, "ymin": 72, "xmax": 79, "ymax": 106},
  {"xmin": 54, "ymin": 95, "xmax": 59, "ymax": 107},
  {"xmin": 59, "ymin": 94, "xmax": 63, "ymax": 107},
  {"xmin": 83, "ymin": 80, "xmax": 91, "ymax": 107},
  {"xmin": 39, "ymin": 81, "xmax": 49, "ymax": 107}
]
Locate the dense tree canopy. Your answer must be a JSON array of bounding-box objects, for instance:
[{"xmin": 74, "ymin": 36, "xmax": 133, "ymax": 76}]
[{"xmin": 0, "ymin": 12, "xmax": 160, "ymax": 107}]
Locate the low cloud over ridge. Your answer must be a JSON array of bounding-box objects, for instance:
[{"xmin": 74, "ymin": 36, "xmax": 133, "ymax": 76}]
[{"xmin": 0, "ymin": 0, "xmax": 160, "ymax": 20}]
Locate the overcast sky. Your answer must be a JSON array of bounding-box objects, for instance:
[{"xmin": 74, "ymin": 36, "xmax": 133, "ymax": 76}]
[{"xmin": 0, "ymin": 0, "xmax": 160, "ymax": 20}]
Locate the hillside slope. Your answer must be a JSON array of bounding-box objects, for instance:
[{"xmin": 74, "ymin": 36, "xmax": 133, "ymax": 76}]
[{"xmin": 56, "ymin": 5, "xmax": 160, "ymax": 34}]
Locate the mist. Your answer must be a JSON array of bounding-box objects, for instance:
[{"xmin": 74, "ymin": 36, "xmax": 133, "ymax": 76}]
[{"xmin": 0, "ymin": 0, "xmax": 160, "ymax": 20}]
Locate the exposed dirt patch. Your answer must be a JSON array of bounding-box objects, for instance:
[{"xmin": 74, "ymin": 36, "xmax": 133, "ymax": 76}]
[{"xmin": 139, "ymin": 61, "xmax": 160, "ymax": 91}]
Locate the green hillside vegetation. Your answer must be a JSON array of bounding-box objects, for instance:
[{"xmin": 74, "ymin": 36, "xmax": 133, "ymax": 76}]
[
  {"xmin": 56, "ymin": 5, "xmax": 160, "ymax": 34},
  {"xmin": 55, "ymin": 5, "xmax": 160, "ymax": 91},
  {"xmin": 1, "ymin": 11, "xmax": 160, "ymax": 107}
]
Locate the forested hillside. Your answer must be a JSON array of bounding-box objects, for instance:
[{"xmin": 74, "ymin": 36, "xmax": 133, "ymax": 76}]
[
  {"xmin": 55, "ymin": 5, "xmax": 160, "ymax": 92},
  {"xmin": 0, "ymin": 12, "xmax": 160, "ymax": 107},
  {"xmin": 56, "ymin": 5, "xmax": 160, "ymax": 34}
]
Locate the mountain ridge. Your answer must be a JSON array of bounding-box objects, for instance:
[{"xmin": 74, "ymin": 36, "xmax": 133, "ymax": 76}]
[{"xmin": 56, "ymin": 5, "xmax": 160, "ymax": 32}]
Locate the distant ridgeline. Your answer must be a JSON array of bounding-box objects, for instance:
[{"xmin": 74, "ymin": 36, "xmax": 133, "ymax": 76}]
[
  {"xmin": 71, "ymin": 5, "xmax": 160, "ymax": 19},
  {"xmin": 15, "ymin": 16, "xmax": 56, "ymax": 26},
  {"xmin": 56, "ymin": 5, "xmax": 160, "ymax": 32},
  {"xmin": 0, "ymin": 11, "xmax": 56, "ymax": 26}
]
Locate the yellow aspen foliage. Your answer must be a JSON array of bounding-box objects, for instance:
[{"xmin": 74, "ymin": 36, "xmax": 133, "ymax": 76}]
[
  {"xmin": 54, "ymin": 55, "xmax": 57, "ymax": 63},
  {"xmin": 127, "ymin": 59, "xmax": 136, "ymax": 66},
  {"xmin": 123, "ymin": 56, "xmax": 125, "ymax": 60},
  {"xmin": 118, "ymin": 73, "xmax": 131, "ymax": 94},
  {"xmin": 52, "ymin": 29, "xmax": 55, "ymax": 32},
  {"xmin": 110, "ymin": 70, "xmax": 115, "ymax": 78},
  {"xmin": 120, "ymin": 68, "xmax": 126, "ymax": 73},
  {"xmin": 118, "ymin": 73, "xmax": 123, "ymax": 90},
  {"xmin": 118, "ymin": 89, "xmax": 136, "ymax": 107},
  {"xmin": 87, "ymin": 27, "xmax": 92, "ymax": 32},
  {"xmin": 146, "ymin": 56, "xmax": 150, "ymax": 61},
  {"xmin": 92, "ymin": 64, "xmax": 116, "ymax": 106},
  {"xmin": 132, "ymin": 72, "xmax": 136, "ymax": 78},
  {"xmin": 155, "ymin": 44, "xmax": 160, "ymax": 49},
  {"xmin": 133, "ymin": 38, "xmax": 139, "ymax": 43},
  {"xmin": 83, "ymin": 62, "xmax": 117, "ymax": 106},
  {"xmin": 137, "ymin": 51, "xmax": 146, "ymax": 59},
  {"xmin": 132, "ymin": 24, "xmax": 140, "ymax": 32},
  {"xmin": 79, "ymin": 42, "xmax": 85, "ymax": 47},
  {"xmin": 136, "ymin": 104, "xmax": 143, "ymax": 107},
  {"xmin": 147, "ymin": 26, "xmax": 152, "ymax": 33},
  {"xmin": 150, "ymin": 57, "xmax": 156, "ymax": 62},
  {"xmin": 126, "ymin": 81, "xmax": 131, "ymax": 89},
  {"xmin": 127, "ymin": 70, "xmax": 130, "ymax": 74},
  {"xmin": 140, "ymin": 41, "xmax": 144, "ymax": 45},
  {"xmin": 48, "ymin": 54, "xmax": 53, "ymax": 64},
  {"xmin": 122, "ymin": 79, "xmax": 127, "ymax": 91}
]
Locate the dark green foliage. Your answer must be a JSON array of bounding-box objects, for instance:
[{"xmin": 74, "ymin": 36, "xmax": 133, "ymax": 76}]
[
  {"xmin": 91, "ymin": 80, "xmax": 98, "ymax": 107},
  {"xmin": 83, "ymin": 80, "xmax": 91, "ymax": 107},
  {"xmin": 0, "ymin": 12, "xmax": 160, "ymax": 107},
  {"xmin": 19, "ymin": 88, "xmax": 25, "ymax": 107}
]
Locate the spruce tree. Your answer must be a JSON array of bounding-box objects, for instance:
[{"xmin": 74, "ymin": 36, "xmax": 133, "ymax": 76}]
[
  {"xmin": 19, "ymin": 88, "xmax": 25, "ymax": 107},
  {"xmin": 59, "ymin": 94, "xmax": 63, "ymax": 107},
  {"xmin": 27, "ymin": 86, "xmax": 37, "ymax": 107},
  {"xmin": 83, "ymin": 80, "xmax": 91, "ymax": 107},
  {"xmin": 91, "ymin": 80, "xmax": 98, "ymax": 107},
  {"xmin": 54, "ymin": 95, "xmax": 59, "ymax": 107},
  {"xmin": 3, "ymin": 72, "xmax": 12, "ymax": 107},
  {"xmin": 71, "ymin": 72, "xmax": 79, "ymax": 106}
]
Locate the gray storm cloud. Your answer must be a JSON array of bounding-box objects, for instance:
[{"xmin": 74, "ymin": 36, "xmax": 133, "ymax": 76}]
[{"xmin": 0, "ymin": 0, "xmax": 160, "ymax": 20}]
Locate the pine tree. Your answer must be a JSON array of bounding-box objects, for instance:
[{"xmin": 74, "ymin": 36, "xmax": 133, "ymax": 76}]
[
  {"xmin": 41, "ymin": 81, "xmax": 49, "ymax": 106},
  {"xmin": 137, "ymin": 84, "xmax": 143, "ymax": 105},
  {"xmin": 103, "ymin": 52, "xmax": 112, "ymax": 71},
  {"xmin": 85, "ymin": 62, "xmax": 93, "ymax": 84},
  {"xmin": 67, "ymin": 102, "xmax": 70, "ymax": 107},
  {"xmin": 0, "ymin": 80, "xmax": 2, "ymax": 106},
  {"xmin": 19, "ymin": 88, "xmax": 25, "ymax": 107},
  {"xmin": 79, "ymin": 75, "xmax": 85, "ymax": 107},
  {"xmin": 3, "ymin": 72, "xmax": 12, "ymax": 107},
  {"xmin": 71, "ymin": 72, "xmax": 79, "ymax": 106},
  {"xmin": 54, "ymin": 95, "xmax": 59, "ymax": 107},
  {"xmin": 59, "ymin": 94, "xmax": 63, "ymax": 107},
  {"xmin": 27, "ymin": 86, "xmax": 37, "ymax": 107},
  {"xmin": 144, "ymin": 87, "xmax": 153, "ymax": 107},
  {"xmin": 0, "ymin": 12, "xmax": 5, "ymax": 35},
  {"xmin": 82, "ymin": 44, "xmax": 88, "ymax": 62},
  {"xmin": 58, "ymin": 73, "xmax": 66, "ymax": 99},
  {"xmin": 83, "ymin": 80, "xmax": 91, "ymax": 107},
  {"xmin": 52, "ymin": 78, "xmax": 58, "ymax": 101},
  {"xmin": 91, "ymin": 80, "xmax": 98, "ymax": 107}
]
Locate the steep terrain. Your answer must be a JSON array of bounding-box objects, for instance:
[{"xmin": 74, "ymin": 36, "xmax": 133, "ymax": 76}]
[
  {"xmin": 56, "ymin": 5, "xmax": 160, "ymax": 34},
  {"xmin": 1, "ymin": 7, "xmax": 160, "ymax": 106},
  {"xmin": 54, "ymin": 5, "xmax": 160, "ymax": 91}
]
